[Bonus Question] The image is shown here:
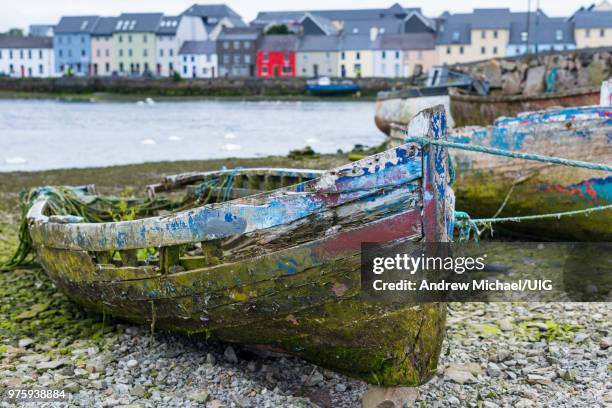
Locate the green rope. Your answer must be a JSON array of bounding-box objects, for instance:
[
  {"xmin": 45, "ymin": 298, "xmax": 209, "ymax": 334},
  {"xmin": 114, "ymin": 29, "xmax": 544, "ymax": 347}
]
[
  {"xmin": 454, "ymin": 205, "xmax": 612, "ymax": 241},
  {"xmin": 405, "ymin": 136, "xmax": 612, "ymax": 172}
]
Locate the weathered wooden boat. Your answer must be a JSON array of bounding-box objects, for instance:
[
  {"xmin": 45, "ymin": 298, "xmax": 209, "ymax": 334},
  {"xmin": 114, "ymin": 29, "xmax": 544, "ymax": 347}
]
[
  {"xmin": 449, "ymin": 85, "xmax": 601, "ymax": 127},
  {"xmin": 389, "ymin": 105, "xmax": 611, "ymax": 240},
  {"xmin": 305, "ymin": 77, "xmax": 360, "ymax": 96},
  {"xmin": 375, "ymin": 67, "xmax": 489, "ymax": 134},
  {"xmin": 25, "ymin": 106, "xmax": 454, "ymax": 386}
]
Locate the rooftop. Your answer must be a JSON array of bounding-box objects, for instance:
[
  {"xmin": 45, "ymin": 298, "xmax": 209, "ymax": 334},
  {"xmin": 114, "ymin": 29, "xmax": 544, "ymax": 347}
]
[
  {"xmin": 0, "ymin": 36, "xmax": 53, "ymax": 49},
  {"xmin": 114, "ymin": 13, "xmax": 163, "ymax": 33},
  {"xmin": 54, "ymin": 16, "xmax": 100, "ymax": 34},
  {"xmin": 179, "ymin": 40, "xmax": 216, "ymax": 54}
]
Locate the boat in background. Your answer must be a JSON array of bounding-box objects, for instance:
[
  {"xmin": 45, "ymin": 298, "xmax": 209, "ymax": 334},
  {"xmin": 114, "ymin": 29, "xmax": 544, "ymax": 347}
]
[
  {"xmin": 375, "ymin": 67, "xmax": 489, "ymax": 134},
  {"xmin": 25, "ymin": 106, "xmax": 454, "ymax": 386},
  {"xmin": 449, "ymin": 85, "xmax": 601, "ymax": 127},
  {"xmin": 305, "ymin": 76, "xmax": 360, "ymax": 96},
  {"xmin": 389, "ymin": 100, "xmax": 611, "ymax": 240}
]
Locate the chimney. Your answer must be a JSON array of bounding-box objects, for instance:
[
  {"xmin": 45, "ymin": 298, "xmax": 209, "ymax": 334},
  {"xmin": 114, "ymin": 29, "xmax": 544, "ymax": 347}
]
[{"xmin": 370, "ymin": 26, "xmax": 379, "ymax": 41}]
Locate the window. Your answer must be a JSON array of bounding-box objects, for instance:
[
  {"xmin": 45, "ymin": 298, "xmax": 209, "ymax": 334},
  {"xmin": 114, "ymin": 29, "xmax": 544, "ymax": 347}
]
[
  {"xmin": 233, "ymin": 41, "xmax": 240, "ymax": 50},
  {"xmin": 191, "ymin": 56, "xmax": 195, "ymax": 62},
  {"xmin": 105, "ymin": 49, "xmax": 110, "ymax": 57},
  {"xmin": 128, "ymin": 49, "xmax": 133, "ymax": 57},
  {"xmin": 521, "ymin": 32, "xmax": 528, "ymax": 42},
  {"xmin": 341, "ymin": 51, "xmax": 345, "ymax": 60},
  {"xmin": 39, "ymin": 50, "xmax": 43, "ymax": 59},
  {"xmin": 244, "ymin": 55, "xmax": 251, "ymax": 63},
  {"xmin": 28, "ymin": 50, "xmax": 32, "ymax": 59},
  {"xmin": 493, "ymin": 46, "xmax": 498, "ymax": 54},
  {"xmin": 59, "ymin": 50, "xmax": 63, "ymax": 57},
  {"xmin": 446, "ymin": 47, "xmax": 451, "ymax": 55},
  {"xmin": 262, "ymin": 52, "xmax": 268, "ymax": 62},
  {"xmin": 481, "ymin": 31, "xmax": 485, "ymax": 39},
  {"xmin": 243, "ymin": 41, "xmax": 250, "ymax": 49},
  {"xmin": 128, "ymin": 35, "xmax": 132, "ymax": 43},
  {"xmin": 481, "ymin": 46, "xmax": 485, "ymax": 54},
  {"xmin": 143, "ymin": 49, "xmax": 148, "ymax": 57},
  {"xmin": 119, "ymin": 35, "xmax": 123, "ymax": 43},
  {"xmin": 382, "ymin": 51, "xmax": 386, "ymax": 59},
  {"xmin": 97, "ymin": 49, "xmax": 101, "ymax": 57},
  {"xmin": 81, "ymin": 36, "xmax": 85, "ymax": 43},
  {"xmin": 223, "ymin": 41, "xmax": 229, "ymax": 49},
  {"xmin": 325, "ymin": 52, "xmax": 330, "ymax": 58},
  {"xmin": 223, "ymin": 55, "xmax": 229, "ymax": 63},
  {"xmin": 600, "ymin": 28, "xmax": 605, "ymax": 38},
  {"xmin": 81, "ymin": 49, "xmax": 86, "ymax": 57},
  {"xmin": 183, "ymin": 56, "xmax": 187, "ymax": 62},
  {"xmin": 262, "ymin": 66, "xmax": 268, "ymax": 75},
  {"xmin": 203, "ymin": 67, "xmax": 208, "ymax": 75},
  {"xmin": 352, "ymin": 28, "xmax": 359, "ymax": 34},
  {"xmin": 9, "ymin": 64, "xmax": 14, "ymax": 73},
  {"xmin": 233, "ymin": 54, "xmax": 240, "ymax": 63},
  {"xmin": 493, "ymin": 30, "xmax": 498, "ymax": 39},
  {"xmin": 515, "ymin": 47, "xmax": 520, "ymax": 54},
  {"xmin": 417, "ymin": 50, "xmax": 422, "ymax": 59},
  {"xmin": 395, "ymin": 51, "xmax": 400, "ymax": 59},
  {"xmin": 459, "ymin": 46, "xmax": 464, "ymax": 54},
  {"xmin": 119, "ymin": 62, "xmax": 124, "ymax": 72},
  {"xmin": 68, "ymin": 50, "xmax": 72, "ymax": 57},
  {"xmin": 143, "ymin": 35, "xmax": 147, "ymax": 43},
  {"xmin": 105, "ymin": 62, "xmax": 110, "ymax": 72},
  {"xmin": 39, "ymin": 64, "xmax": 43, "ymax": 74},
  {"xmin": 160, "ymin": 49, "xmax": 164, "ymax": 57},
  {"xmin": 452, "ymin": 32, "xmax": 460, "ymax": 42},
  {"xmin": 183, "ymin": 66, "xmax": 187, "ymax": 74},
  {"xmin": 58, "ymin": 37, "xmax": 63, "ymax": 44},
  {"xmin": 0, "ymin": 50, "xmax": 2, "ymax": 59},
  {"xmin": 282, "ymin": 66, "xmax": 291, "ymax": 75},
  {"xmin": 356, "ymin": 52, "xmax": 360, "ymax": 60},
  {"xmin": 169, "ymin": 49, "xmax": 173, "ymax": 57},
  {"xmin": 119, "ymin": 49, "xmax": 123, "ymax": 57},
  {"xmin": 19, "ymin": 50, "xmax": 23, "ymax": 59},
  {"xmin": 586, "ymin": 29, "xmax": 590, "ymax": 38},
  {"xmin": 556, "ymin": 30, "xmax": 563, "ymax": 41}
]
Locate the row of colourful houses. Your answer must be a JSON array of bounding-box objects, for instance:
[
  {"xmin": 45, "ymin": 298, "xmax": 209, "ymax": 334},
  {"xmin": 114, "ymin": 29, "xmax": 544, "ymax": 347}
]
[{"xmin": 1, "ymin": 2, "xmax": 612, "ymax": 79}]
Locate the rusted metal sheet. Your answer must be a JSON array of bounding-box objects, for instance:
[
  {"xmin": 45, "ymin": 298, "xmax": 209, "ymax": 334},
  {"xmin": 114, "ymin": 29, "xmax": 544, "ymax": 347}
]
[{"xmin": 28, "ymin": 106, "xmax": 454, "ymax": 386}]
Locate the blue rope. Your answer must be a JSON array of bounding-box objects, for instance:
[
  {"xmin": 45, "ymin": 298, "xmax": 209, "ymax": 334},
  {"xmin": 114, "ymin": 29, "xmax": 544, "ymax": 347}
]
[{"xmin": 405, "ymin": 136, "xmax": 612, "ymax": 172}]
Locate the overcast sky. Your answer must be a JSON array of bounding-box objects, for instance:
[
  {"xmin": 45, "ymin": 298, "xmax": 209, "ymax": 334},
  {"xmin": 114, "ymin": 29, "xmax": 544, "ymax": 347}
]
[{"xmin": 2, "ymin": 0, "xmax": 593, "ymax": 32}]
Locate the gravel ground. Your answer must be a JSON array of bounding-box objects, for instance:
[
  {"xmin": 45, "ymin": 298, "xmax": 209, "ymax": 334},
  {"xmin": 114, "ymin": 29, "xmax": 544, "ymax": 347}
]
[{"xmin": 1, "ymin": 278, "xmax": 609, "ymax": 408}]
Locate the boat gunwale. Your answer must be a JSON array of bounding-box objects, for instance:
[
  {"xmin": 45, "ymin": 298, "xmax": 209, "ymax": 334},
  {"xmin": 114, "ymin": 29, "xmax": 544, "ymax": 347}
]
[
  {"xmin": 27, "ymin": 148, "xmax": 424, "ymax": 252},
  {"xmin": 448, "ymin": 85, "xmax": 599, "ymax": 103}
]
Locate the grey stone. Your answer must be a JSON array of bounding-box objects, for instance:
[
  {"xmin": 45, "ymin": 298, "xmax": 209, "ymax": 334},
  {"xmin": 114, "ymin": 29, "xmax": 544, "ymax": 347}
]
[
  {"xmin": 574, "ymin": 333, "xmax": 589, "ymax": 343},
  {"xmin": 130, "ymin": 384, "xmax": 145, "ymax": 398},
  {"xmin": 599, "ymin": 336, "xmax": 612, "ymax": 349},
  {"xmin": 445, "ymin": 365, "xmax": 477, "ymax": 384},
  {"xmin": 189, "ymin": 390, "xmax": 210, "ymax": 403},
  {"xmin": 487, "ymin": 362, "xmax": 502, "ymax": 377},
  {"xmin": 206, "ymin": 352, "xmax": 216, "ymax": 365},
  {"xmin": 305, "ymin": 371, "xmax": 324, "ymax": 386},
  {"xmin": 126, "ymin": 359, "xmax": 139, "ymax": 369},
  {"xmin": 36, "ymin": 359, "xmax": 69, "ymax": 371},
  {"xmin": 335, "ymin": 383, "xmax": 347, "ymax": 392},
  {"xmin": 18, "ymin": 338, "xmax": 35, "ymax": 348},
  {"xmin": 522, "ymin": 66, "xmax": 546, "ymax": 95},
  {"xmin": 224, "ymin": 346, "xmax": 238, "ymax": 364},
  {"xmin": 361, "ymin": 386, "xmax": 418, "ymax": 408}
]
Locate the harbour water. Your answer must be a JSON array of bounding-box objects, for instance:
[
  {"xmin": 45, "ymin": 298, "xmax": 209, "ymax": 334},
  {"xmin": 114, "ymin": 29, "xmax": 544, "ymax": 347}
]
[{"xmin": 0, "ymin": 99, "xmax": 384, "ymax": 172}]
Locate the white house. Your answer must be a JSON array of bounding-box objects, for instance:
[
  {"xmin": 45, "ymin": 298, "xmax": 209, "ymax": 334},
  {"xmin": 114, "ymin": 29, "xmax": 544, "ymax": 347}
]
[
  {"xmin": 0, "ymin": 36, "xmax": 55, "ymax": 77},
  {"xmin": 156, "ymin": 15, "xmax": 207, "ymax": 77},
  {"xmin": 179, "ymin": 40, "xmax": 217, "ymax": 78}
]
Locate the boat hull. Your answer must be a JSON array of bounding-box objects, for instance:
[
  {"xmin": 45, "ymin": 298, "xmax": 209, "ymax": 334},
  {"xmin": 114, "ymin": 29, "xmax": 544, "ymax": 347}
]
[
  {"xmin": 449, "ymin": 87, "xmax": 600, "ymax": 127},
  {"xmin": 390, "ymin": 106, "xmax": 612, "ymax": 240},
  {"xmin": 27, "ymin": 106, "xmax": 455, "ymax": 386},
  {"xmin": 305, "ymin": 84, "xmax": 360, "ymax": 96},
  {"xmin": 375, "ymin": 94, "xmax": 454, "ymax": 135}
]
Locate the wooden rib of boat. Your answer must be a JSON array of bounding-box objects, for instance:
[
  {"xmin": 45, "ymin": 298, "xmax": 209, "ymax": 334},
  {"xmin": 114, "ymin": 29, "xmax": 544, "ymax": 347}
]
[
  {"xmin": 449, "ymin": 86, "xmax": 601, "ymax": 127},
  {"xmin": 26, "ymin": 106, "xmax": 455, "ymax": 386},
  {"xmin": 389, "ymin": 105, "xmax": 611, "ymax": 240}
]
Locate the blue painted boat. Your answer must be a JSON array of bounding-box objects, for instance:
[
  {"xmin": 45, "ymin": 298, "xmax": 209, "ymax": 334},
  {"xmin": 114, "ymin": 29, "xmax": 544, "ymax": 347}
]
[
  {"xmin": 389, "ymin": 104, "xmax": 611, "ymax": 240},
  {"xmin": 305, "ymin": 77, "xmax": 360, "ymax": 96},
  {"xmin": 23, "ymin": 106, "xmax": 455, "ymax": 386}
]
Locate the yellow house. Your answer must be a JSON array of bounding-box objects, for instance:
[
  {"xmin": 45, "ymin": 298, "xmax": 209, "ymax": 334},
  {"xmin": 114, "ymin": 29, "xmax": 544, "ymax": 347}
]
[
  {"xmin": 436, "ymin": 9, "xmax": 511, "ymax": 65},
  {"xmin": 573, "ymin": 6, "xmax": 612, "ymax": 49},
  {"xmin": 112, "ymin": 13, "xmax": 162, "ymax": 75},
  {"xmin": 337, "ymin": 35, "xmax": 374, "ymax": 78}
]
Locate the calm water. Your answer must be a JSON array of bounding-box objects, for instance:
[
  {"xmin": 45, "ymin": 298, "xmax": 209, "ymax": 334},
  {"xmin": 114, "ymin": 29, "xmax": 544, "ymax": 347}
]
[{"xmin": 0, "ymin": 99, "xmax": 384, "ymax": 172}]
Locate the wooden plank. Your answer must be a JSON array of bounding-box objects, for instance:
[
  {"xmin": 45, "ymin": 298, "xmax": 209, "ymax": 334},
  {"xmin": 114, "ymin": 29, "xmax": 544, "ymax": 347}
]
[
  {"xmin": 29, "ymin": 146, "xmax": 423, "ymax": 252},
  {"xmin": 159, "ymin": 245, "xmax": 181, "ymax": 274},
  {"xmin": 407, "ymin": 105, "xmax": 452, "ymax": 242}
]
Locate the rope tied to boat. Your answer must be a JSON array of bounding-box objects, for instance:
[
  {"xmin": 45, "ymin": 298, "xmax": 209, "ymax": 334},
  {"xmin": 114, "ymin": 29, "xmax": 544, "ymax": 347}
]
[
  {"xmin": 455, "ymin": 204, "xmax": 612, "ymax": 242},
  {"xmin": 403, "ymin": 135, "xmax": 612, "ymax": 172}
]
